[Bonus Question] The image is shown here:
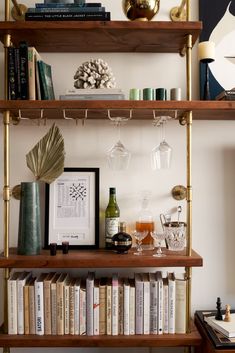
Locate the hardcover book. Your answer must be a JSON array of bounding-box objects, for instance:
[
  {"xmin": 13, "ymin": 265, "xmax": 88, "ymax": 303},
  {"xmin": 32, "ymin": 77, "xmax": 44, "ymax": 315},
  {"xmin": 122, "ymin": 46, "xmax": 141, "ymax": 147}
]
[
  {"xmin": 34, "ymin": 273, "xmax": 48, "ymax": 335},
  {"xmin": 36, "ymin": 3, "xmax": 101, "ymax": 7},
  {"xmin": 106, "ymin": 278, "xmax": 112, "ymax": 335},
  {"xmin": 142, "ymin": 273, "xmax": 150, "ymax": 335},
  {"xmin": 28, "ymin": 277, "xmax": 36, "ymax": 335},
  {"xmin": 129, "ymin": 278, "xmax": 135, "ymax": 335},
  {"xmin": 112, "ymin": 273, "xmax": 119, "ymax": 336},
  {"xmin": 99, "ymin": 277, "xmax": 106, "ymax": 335},
  {"xmin": 27, "ymin": 6, "xmax": 105, "ymax": 12},
  {"xmin": 94, "ymin": 279, "xmax": 100, "ymax": 335},
  {"xmin": 25, "ymin": 11, "xmax": 111, "ymax": 21},
  {"xmin": 74, "ymin": 277, "xmax": 81, "ymax": 335},
  {"xmin": 123, "ymin": 278, "xmax": 130, "ymax": 336},
  {"xmin": 175, "ymin": 273, "xmax": 186, "ymax": 334},
  {"xmin": 17, "ymin": 271, "xmax": 32, "ymax": 335},
  {"xmin": 37, "ymin": 60, "xmax": 55, "ymax": 100},
  {"xmin": 86, "ymin": 271, "xmax": 95, "ymax": 336},
  {"xmin": 156, "ymin": 271, "xmax": 163, "ymax": 335},
  {"xmin": 8, "ymin": 46, "xmax": 17, "ymax": 100},
  {"xmin": 168, "ymin": 272, "xmax": 176, "ymax": 334},
  {"xmin": 19, "ymin": 41, "xmax": 29, "ymax": 100},
  {"xmin": 135, "ymin": 273, "xmax": 144, "ymax": 334},
  {"xmin": 69, "ymin": 278, "xmax": 77, "ymax": 335},
  {"xmin": 8, "ymin": 272, "xmax": 22, "ymax": 334},
  {"xmin": 44, "ymin": 272, "xmax": 56, "ymax": 335},
  {"xmin": 205, "ymin": 313, "xmax": 235, "ymax": 338},
  {"xmin": 149, "ymin": 272, "xmax": 158, "ymax": 334},
  {"xmin": 56, "ymin": 273, "xmax": 69, "ymax": 335},
  {"xmin": 50, "ymin": 273, "xmax": 60, "ymax": 335},
  {"xmin": 79, "ymin": 279, "xmax": 86, "ymax": 335}
]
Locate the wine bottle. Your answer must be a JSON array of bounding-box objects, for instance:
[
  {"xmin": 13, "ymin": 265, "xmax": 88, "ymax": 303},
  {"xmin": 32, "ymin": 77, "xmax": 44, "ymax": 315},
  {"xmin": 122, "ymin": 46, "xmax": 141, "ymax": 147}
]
[{"xmin": 105, "ymin": 187, "xmax": 120, "ymax": 248}]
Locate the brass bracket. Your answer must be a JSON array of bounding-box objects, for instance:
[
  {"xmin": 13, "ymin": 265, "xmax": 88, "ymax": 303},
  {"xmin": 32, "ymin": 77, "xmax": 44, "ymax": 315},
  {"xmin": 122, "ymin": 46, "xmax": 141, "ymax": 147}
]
[
  {"xmin": 3, "ymin": 186, "xmax": 11, "ymax": 201},
  {"xmin": 12, "ymin": 184, "xmax": 21, "ymax": 200},
  {"xmin": 11, "ymin": 0, "xmax": 27, "ymax": 21},
  {"xmin": 179, "ymin": 114, "xmax": 187, "ymax": 126},
  {"xmin": 170, "ymin": 0, "xmax": 186, "ymax": 22},
  {"xmin": 172, "ymin": 185, "xmax": 187, "ymax": 200}
]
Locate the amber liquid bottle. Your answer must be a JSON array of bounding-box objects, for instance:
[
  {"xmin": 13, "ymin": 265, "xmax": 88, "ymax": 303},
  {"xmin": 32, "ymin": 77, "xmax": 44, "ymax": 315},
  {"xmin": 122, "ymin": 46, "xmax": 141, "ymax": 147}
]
[
  {"xmin": 136, "ymin": 192, "xmax": 154, "ymax": 250},
  {"xmin": 105, "ymin": 187, "xmax": 120, "ymax": 249}
]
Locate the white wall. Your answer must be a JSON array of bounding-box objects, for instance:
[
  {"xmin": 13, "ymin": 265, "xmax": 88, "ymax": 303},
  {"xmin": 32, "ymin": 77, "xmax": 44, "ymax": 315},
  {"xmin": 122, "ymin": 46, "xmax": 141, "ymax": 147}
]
[{"xmin": 1, "ymin": 1, "xmax": 235, "ymax": 352}]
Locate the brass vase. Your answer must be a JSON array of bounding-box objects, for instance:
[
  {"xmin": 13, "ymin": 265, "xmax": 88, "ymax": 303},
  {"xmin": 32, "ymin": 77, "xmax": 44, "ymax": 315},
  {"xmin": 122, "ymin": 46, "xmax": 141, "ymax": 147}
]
[{"xmin": 122, "ymin": 0, "xmax": 160, "ymax": 21}]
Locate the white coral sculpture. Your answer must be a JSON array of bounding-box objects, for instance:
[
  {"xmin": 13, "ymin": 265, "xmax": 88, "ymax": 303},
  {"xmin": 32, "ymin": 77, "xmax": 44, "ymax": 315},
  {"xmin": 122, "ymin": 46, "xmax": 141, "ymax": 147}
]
[{"xmin": 74, "ymin": 59, "xmax": 116, "ymax": 89}]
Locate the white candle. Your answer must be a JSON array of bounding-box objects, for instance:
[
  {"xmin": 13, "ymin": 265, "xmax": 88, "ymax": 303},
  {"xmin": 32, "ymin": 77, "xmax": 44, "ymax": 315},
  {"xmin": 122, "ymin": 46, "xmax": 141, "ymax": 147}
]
[{"xmin": 198, "ymin": 41, "xmax": 215, "ymax": 61}]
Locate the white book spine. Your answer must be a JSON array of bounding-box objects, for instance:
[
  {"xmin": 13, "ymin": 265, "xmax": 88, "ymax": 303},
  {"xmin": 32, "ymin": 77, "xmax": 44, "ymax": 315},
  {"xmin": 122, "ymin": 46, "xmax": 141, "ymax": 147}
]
[
  {"xmin": 34, "ymin": 281, "xmax": 44, "ymax": 335},
  {"xmin": 86, "ymin": 274, "xmax": 94, "ymax": 336},
  {"xmin": 79, "ymin": 287, "xmax": 86, "ymax": 335},
  {"xmin": 93, "ymin": 285, "xmax": 99, "ymax": 335},
  {"xmin": 74, "ymin": 284, "xmax": 80, "ymax": 335},
  {"xmin": 106, "ymin": 283, "xmax": 112, "ymax": 335},
  {"xmin": 143, "ymin": 278, "xmax": 150, "ymax": 335},
  {"xmin": 158, "ymin": 277, "xmax": 163, "ymax": 335},
  {"xmin": 18, "ymin": 274, "xmax": 31, "ymax": 334},
  {"xmin": 175, "ymin": 278, "xmax": 186, "ymax": 334},
  {"xmin": 64, "ymin": 284, "xmax": 70, "ymax": 334},
  {"xmin": 8, "ymin": 279, "xmax": 18, "ymax": 334},
  {"xmin": 123, "ymin": 281, "xmax": 130, "ymax": 335},
  {"xmin": 135, "ymin": 276, "xmax": 143, "ymax": 335},
  {"xmin": 51, "ymin": 283, "xmax": 57, "ymax": 335},
  {"xmin": 168, "ymin": 276, "xmax": 176, "ymax": 334},
  {"xmin": 150, "ymin": 279, "xmax": 158, "ymax": 334},
  {"xmin": 129, "ymin": 284, "xmax": 135, "ymax": 335},
  {"xmin": 112, "ymin": 275, "xmax": 119, "ymax": 336},
  {"xmin": 163, "ymin": 282, "xmax": 169, "ymax": 334}
]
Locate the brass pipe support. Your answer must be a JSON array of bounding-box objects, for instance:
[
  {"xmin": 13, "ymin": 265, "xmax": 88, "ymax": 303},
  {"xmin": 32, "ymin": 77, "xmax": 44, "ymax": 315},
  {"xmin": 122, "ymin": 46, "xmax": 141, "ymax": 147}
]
[
  {"xmin": 170, "ymin": 0, "xmax": 186, "ymax": 22},
  {"xmin": 3, "ymin": 186, "xmax": 11, "ymax": 201},
  {"xmin": 11, "ymin": 0, "xmax": 27, "ymax": 21}
]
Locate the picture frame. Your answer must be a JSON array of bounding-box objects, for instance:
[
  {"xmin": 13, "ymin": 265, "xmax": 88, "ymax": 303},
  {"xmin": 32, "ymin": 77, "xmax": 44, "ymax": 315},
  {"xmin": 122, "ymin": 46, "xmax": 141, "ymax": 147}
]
[{"xmin": 45, "ymin": 167, "xmax": 99, "ymax": 249}]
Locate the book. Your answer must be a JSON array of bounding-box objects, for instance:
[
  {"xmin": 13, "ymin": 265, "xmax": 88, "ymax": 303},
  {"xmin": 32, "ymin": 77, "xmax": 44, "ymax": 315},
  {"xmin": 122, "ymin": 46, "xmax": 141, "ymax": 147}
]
[
  {"xmin": 142, "ymin": 273, "xmax": 150, "ymax": 335},
  {"xmin": 28, "ymin": 47, "xmax": 39, "ymax": 100},
  {"xmin": 24, "ymin": 277, "xmax": 32, "ymax": 335},
  {"xmin": 149, "ymin": 272, "xmax": 158, "ymax": 334},
  {"xmin": 99, "ymin": 277, "xmax": 106, "ymax": 335},
  {"xmin": 112, "ymin": 273, "xmax": 119, "ymax": 335},
  {"xmin": 19, "ymin": 41, "xmax": 29, "ymax": 100},
  {"xmin": 8, "ymin": 46, "xmax": 17, "ymax": 100},
  {"xmin": 73, "ymin": 277, "xmax": 81, "ymax": 335},
  {"xmin": 168, "ymin": 272, "xmax": 176, "ymax": 334},
  {"xmin": 34, "ymin": 273, "xmax": 48, "ymax": 335},
  {"xmin": 123, "ymin": 278, "xmax": 130, "ymax": 336},
  {"xmin": 135, "ymin": 273, "xmax": 144, "ymax": 334},
  {"xmin": 86, "ymin": 271, "xmax": 95, "ymax": 336},
  {"xmin": 175, "ymin": 273, "xmax": 186, "ymax": 334},
  {"xmin": 129, "ymin": 278, "xmax": 135, "ymax": 335},
  {"xmin": 66, "ymin": 88, "xmax": 124, "ymax": 95},
  {"xmin": 44, "ymin": 0, "xmax": 78, "ymax": 3},
  {"xmin": 17, "ymin": 271, "xmax": 32, "ymax": 335},
  {"xmin": 79, "ymin": 279, "xmax": 86, "ymax": 335},
  {"xmin": 44, "ymin": 272, "xmax": 56, "ymax": 335},
  {"xmin": 25, "ymin": 11, "xmax": 111, "ymax": 21},
  {"xmin": 204, "ymin": 313, "xmax": 235, "ymax": 338},
  {"xmin": 64, "ymin": 276, "xmax": 71, "ymax": 334},
  {"xmin": 216, "ymin": 90, "xmax": 235, "ymax": 101},
  {"xmin": 106, "ymin": 278, "xmax": 112, "ymax": 335},
  {"xmin": 14, "ymin": 47, "xmax": 21, "ymax": 99},
  {"xmin": 28, "ymin": 277, "xmax": 36, "ymax": 335},
  {"xmin": 163, "ymin": 276, "xmax": 169, "ymax": 334},
  {"xmin": 37, "ymin": 60, "xmax": 55, "ymax": 100},
  {"xmin": 69, "ymin": 277, "xmax": 76, "ymax": 335},
  {"xmin": 50, "ymin": 273, "xmax": 60, "ymax": 335},
  {"xmin": 7, "ymin": 272, "xmax": 21, "ymax": 334},
  {"xmin": 156, "ymin": 271, "xmax": 163, "ymax": 335},
  {"xmin": 93, "ymin": 278, "xmax": 100, "ymax": 335},
  {"xmin": 59, "ymin": 94, "xmax": 125, "ymax": 100},
  {"xmin": 36, "ymin": 3, "xmax": 102, "ymax": 7},
  {"xmin": 56, "ymin": 273, "xmax": 69, "ymax": 335},
  {"xmin": 27, "ymin": 6, "xmax": 105, "ymax": 12}
]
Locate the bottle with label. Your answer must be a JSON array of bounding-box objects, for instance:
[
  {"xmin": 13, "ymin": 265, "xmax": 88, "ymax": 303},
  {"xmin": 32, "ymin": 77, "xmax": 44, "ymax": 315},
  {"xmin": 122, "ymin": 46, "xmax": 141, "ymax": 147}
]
[
  {"xmin": 105, "ymin": 187, "xmax": 120, "ymax": 248},
  {"xmin": 112, "ymin": 221, "xmax": 132, "ymax": 254},
  {"xmin": 136, "ymin": 191, "xmax": 154, "ymax": 250}
]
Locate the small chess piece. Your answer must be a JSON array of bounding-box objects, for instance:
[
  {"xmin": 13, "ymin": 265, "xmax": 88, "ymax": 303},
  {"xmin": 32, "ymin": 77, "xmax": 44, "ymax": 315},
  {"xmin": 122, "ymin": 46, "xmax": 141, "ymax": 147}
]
[
  {"xmin": 224, "ymin": 304, "xmax": 231, "ymax": 322},
  {"xmin": 215, "ymin": 297, "xmax": 223, "ymax": 320}
]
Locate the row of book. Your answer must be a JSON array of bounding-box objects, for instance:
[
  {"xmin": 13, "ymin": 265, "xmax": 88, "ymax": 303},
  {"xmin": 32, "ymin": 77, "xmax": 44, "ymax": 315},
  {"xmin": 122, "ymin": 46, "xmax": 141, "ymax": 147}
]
[
  {"xmin": 7, "ymin": 271, "xmax": 186, "ymax": 336},
  {"xmin": 8, "ymin": 42, "xmax": 55, "ymax": 100},
  {"xmin": 25, "ymin": 1, "xmax": 111, "ymax": 21}
]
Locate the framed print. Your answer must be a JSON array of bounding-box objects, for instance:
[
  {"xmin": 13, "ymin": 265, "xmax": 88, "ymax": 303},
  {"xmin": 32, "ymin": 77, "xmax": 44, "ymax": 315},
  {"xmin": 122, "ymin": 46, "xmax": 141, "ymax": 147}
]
[
  {"xmin": 45, "ymin": 167, "xmax": 99, "ymax": 249},
  {"xmin": 199, "ymin": 0, "xmax": 235, "ymax": 99}
]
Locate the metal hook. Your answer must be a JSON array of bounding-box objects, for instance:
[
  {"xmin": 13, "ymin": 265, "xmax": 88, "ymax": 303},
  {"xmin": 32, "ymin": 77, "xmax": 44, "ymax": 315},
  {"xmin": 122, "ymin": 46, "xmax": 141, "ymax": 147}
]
[
  {"xmin": 107, "ymin": 109, "xmax": 132, "ymax": 125},
  {"xmin": 37, "ymin": 109, "xmax": 46, "ymax": 126},
  {"xmin": 63, "ymin": 109, "xmax": 88, "ymax": 125}
]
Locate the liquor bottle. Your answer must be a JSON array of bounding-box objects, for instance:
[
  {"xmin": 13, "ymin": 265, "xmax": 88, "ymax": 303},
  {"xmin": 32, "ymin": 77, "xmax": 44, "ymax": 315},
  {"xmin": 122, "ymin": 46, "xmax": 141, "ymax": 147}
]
[
  {"xmin": 112, "ymin": 221, "xmax": 132, "ymax": 254},
  {"xmin": 105, "ymin": 187, "xmax": 120, "ymax": 248},
  {"xmin": 136, "ymin": 191, "xmax": 154, "ymax": 250}
]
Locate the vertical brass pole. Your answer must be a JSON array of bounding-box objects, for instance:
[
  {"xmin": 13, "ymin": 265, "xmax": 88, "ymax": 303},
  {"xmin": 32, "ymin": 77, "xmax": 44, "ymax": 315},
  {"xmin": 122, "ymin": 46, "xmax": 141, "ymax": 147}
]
[
  {"xmin": 185, "ymin": 32, "xmax": 193, "ymax": 336},
  {"xmin": 186, "ymin": 0, "xmax": 190, "ymax": 21},
  {"xmin": 5, "ymin": 0, "xmax": 10, "ymax": 21}
]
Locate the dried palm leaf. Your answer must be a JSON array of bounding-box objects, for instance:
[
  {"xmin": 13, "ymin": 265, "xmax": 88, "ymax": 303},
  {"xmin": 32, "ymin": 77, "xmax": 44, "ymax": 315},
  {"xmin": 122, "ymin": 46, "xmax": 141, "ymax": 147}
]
[{"xmin": 26, "ymin": 123, "xmax": 65, "ymax": 184}]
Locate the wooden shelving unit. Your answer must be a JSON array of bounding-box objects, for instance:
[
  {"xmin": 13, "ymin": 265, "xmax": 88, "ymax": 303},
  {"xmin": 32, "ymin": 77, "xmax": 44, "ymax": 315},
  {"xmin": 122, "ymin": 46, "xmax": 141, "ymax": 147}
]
[{"xmin": 0, "ymin": 248, "xmax": 203, "ymax": 268}]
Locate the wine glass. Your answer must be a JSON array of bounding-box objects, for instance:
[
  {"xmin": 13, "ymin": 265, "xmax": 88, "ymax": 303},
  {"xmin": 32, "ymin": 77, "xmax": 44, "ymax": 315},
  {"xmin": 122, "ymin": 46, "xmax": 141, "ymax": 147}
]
[
  {"xmin": 107, "ymin": 115, "xmax": 131, "ymax": 171},
  {"xmin": 151, "ymin": 231, "xmax": 166, "ymax": 257},
  {"xmin": 151, "ymin": 117, "xmax": 172, "ymax": 170},
  {"xmin": 133, "ymin": 230, "xmax": 148, "ymax": 256}
]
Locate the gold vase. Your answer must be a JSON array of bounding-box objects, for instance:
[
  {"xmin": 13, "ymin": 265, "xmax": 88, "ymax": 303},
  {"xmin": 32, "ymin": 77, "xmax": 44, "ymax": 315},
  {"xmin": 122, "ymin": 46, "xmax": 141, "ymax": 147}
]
[{"xmin": 122, "ymin": 0, "xmax": 160, "ymax": 21}]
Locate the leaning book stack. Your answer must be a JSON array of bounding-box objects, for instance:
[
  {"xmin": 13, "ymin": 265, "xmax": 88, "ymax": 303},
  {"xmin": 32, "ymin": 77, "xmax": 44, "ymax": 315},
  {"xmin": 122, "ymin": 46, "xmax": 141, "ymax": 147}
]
[
  {"xmin": 60, "ymin": 88, "xmax": 125, "ymax": 100},
  {"xmin": 25, "ymin": 0, "xmax": 111, "ymax": 21}
]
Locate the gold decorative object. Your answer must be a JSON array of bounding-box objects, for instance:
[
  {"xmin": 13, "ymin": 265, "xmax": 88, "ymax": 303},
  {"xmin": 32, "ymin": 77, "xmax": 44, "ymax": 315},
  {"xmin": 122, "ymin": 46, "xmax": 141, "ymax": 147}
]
[
  {"xmin": 170, "ymin": 0, "xmax": 186, "ymax": 22},
  {"xmin": 172, "ymin": 185, "xmax": 187, "ymax": 200},
  {"xmin": 11, "ymin": 0, "xmax": 27, "ymax": 21},
  {"xmin": 26, "ymin": 123, "xmax": 65, "ymax": 184},
  {"xmin": 122, "ymin": 0, "xmax": 160, "ymax": 21}
]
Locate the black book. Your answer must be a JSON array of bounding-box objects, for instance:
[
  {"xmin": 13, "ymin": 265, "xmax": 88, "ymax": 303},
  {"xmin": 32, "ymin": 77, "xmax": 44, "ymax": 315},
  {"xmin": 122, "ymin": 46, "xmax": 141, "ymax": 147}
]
[
  {"xmin": 14, "ymin": 47, "xmax": 21, "ymax": 100},
  {"xmin": 8, "ymin": 46, "xmax": 17, "ymax": 100},
  {"xmin": 25, "ymin": 11, "xmax": 111, "ymax": 21},
  {"xmin": 19, "ymin": 41, "xmax": 29, "ymax": 100}
]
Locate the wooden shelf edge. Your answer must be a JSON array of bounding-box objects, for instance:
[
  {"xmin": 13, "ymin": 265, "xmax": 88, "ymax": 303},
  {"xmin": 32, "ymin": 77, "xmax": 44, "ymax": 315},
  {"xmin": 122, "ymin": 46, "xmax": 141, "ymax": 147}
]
[
  {"xmin": 0, "ymin": 321, "xmax": 201, "ymax": 347},
  {"xmin": 0, "ymin": 248, "xmax": 203, "ymax": 268}
]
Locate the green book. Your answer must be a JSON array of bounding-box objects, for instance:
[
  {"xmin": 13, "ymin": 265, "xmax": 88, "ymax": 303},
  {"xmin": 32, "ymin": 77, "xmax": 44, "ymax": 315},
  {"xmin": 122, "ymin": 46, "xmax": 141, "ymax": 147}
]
[{"xmin": 37, "ymin": 60, "xmax": 55, "ymax": 100}]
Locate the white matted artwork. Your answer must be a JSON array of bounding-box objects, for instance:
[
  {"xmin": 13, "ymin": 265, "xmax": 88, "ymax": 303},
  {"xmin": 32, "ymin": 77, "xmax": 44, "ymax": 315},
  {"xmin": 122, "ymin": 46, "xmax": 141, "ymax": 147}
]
[{"xmin": 45, "ymin": 168, "xmax": 99, "ymax": 249}]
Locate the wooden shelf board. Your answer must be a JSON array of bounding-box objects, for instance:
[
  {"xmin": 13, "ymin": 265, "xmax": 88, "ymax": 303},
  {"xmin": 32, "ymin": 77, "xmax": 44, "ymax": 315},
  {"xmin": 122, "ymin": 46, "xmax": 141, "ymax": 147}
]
[
  {"xmin": 0, "ymin": 21, "xmax": 201, "ymax": 53},
  {"xmin": 0, "ymin": 321, "xmax": 201, "ymax": 347},
  {"xmin": 0, "ymin": 248, "xmax": 203, "ymax": 268},
  {"xmin": 0, "ymin": 100, "xmax": 235, "ymax": 120}
]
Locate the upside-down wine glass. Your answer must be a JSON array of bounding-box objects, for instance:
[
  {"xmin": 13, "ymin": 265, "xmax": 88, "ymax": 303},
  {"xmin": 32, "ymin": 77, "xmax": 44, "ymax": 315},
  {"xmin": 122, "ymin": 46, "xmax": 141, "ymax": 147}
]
[
  {"xmin": 150, "ymin": 117, "xmax": 172, "ymax": 170},
  {"xmin": 107, "ymin": 113, "xmax": 131, "ymax": 171},
  {"xmin": 151, "ymin": 231, "xmax": 166, "ymax": 257},
  {"xmin": 133, "ymin": 230, "xmax": 148, "ymax": 256}
]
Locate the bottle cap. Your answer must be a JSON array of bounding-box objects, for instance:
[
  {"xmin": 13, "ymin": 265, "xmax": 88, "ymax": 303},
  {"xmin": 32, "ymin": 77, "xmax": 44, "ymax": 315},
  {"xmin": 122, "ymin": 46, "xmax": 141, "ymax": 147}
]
[
  {"xmin": 110, "ymin": 187, "xmax": 116, "ymax": 194},
  {"xmin": 118, "ymin": 221, "xmax": 126, "ymax": 232}
]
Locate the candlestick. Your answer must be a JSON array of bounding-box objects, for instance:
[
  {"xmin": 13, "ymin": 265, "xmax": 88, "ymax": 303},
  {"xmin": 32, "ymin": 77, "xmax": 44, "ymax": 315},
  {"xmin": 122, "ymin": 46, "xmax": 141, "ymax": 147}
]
[{"xmin": 198, "ymin": 41, "xmax": 215, "ymax": 100}]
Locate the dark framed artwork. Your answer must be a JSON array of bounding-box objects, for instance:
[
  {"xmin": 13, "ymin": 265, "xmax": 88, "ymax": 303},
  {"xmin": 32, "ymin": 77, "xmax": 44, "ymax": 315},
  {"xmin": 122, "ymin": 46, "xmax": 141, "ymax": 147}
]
[
  {"xmin": 199, "ymin": 0, "xmax": 235, "ymax": 99},
  {"xmin": 45, "ymin": 167, "xmax": 99, "ymax": 249}
]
